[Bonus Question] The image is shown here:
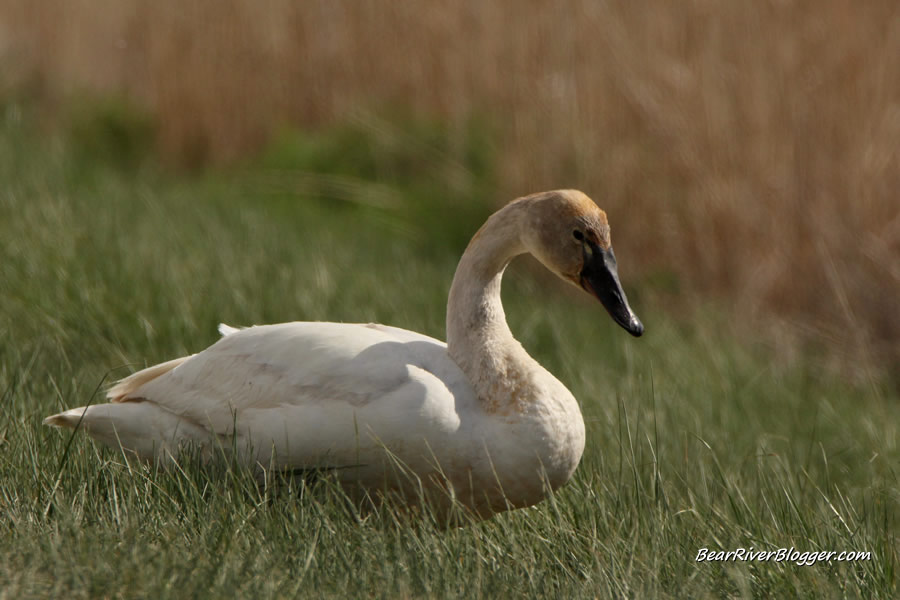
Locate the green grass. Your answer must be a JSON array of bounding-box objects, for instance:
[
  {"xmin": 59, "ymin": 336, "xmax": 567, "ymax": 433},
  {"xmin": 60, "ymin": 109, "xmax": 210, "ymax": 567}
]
[{"xmin": 1, "ymin": 103, "xmax": 898, "ymax": 598}]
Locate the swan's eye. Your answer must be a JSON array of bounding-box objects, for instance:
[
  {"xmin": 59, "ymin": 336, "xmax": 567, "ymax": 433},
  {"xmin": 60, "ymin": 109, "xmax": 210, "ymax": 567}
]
[{"xmin": 572, "ymin": 230, "xmax": 584, "ymax": 242}]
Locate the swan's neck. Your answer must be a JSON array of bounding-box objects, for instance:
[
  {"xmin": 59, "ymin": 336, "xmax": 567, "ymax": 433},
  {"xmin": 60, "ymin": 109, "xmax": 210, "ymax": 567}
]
[{"xmin": 446, "ymin": 201, "xmax": 533, "ymax": 406}]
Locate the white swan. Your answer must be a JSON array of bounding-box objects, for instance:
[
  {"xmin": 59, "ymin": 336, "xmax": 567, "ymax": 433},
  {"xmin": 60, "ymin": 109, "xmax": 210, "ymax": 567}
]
[{"xmin": 44, "ymin": 190, "xmax": 643, "ymax": 520}]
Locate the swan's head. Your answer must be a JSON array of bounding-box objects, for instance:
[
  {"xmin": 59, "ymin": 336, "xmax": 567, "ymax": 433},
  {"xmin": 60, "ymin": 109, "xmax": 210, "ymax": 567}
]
[{"xmin": 522, "ymin": 190, "xmax": 644, "ymax": 337}]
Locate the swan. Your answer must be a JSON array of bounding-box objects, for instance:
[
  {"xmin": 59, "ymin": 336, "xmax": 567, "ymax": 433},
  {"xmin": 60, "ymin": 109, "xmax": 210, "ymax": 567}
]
[{"xmin": 44, "ymin": 189, "xmax": 643, "ymax": 520}]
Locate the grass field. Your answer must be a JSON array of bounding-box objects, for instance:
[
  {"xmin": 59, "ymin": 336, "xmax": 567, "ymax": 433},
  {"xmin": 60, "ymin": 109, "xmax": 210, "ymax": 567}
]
[{"xmin": 1, "ymin": 105, "xmax": 898, "ymax": 598}]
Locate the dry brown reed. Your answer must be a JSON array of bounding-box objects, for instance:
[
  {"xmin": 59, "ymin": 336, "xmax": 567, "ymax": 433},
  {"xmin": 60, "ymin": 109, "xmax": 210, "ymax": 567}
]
[{"xmin": 1, "ymin": 0, "xmax": 898, "ymax": 376}]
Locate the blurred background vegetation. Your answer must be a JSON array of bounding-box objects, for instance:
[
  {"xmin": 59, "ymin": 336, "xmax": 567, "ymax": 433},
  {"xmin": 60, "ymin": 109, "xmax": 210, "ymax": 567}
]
[{"xmin": 1, "ymin": 0, "xmax": 897, "ymax": 380}]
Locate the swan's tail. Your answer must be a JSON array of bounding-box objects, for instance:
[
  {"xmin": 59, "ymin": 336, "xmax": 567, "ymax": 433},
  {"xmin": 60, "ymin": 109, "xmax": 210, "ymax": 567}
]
[
  {"xmin": 43, "ymin": 402, "xmax": 210, "ymax": 460},
  {"xmin": 43, "ymin": 354, "xmax": 199, "ymax": 458},
  {"xmin": 44, "ymin": 355, "xmax": 190, "ymax": 430},
  {"xmin": 43, "ymin": 407, "xmax": 93, "ymax": 430}
]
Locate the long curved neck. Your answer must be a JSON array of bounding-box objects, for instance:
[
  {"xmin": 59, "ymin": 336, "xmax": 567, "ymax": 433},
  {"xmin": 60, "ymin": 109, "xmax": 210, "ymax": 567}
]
[{"xmin": 446, "ymin": 201, "xmax": 532, "ymax": 401}]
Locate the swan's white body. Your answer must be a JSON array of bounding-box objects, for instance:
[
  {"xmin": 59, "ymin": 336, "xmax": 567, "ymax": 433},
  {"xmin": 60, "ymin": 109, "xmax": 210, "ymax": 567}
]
[{"xmin": 45, "ymin": 190, "xmax": 643, "ymax": 519}]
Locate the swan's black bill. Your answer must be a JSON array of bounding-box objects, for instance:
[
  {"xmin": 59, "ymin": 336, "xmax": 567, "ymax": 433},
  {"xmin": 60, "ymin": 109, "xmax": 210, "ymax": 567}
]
[{"xmin": 579, "ymin": 244, "xmax": 644, "ymax": 337}]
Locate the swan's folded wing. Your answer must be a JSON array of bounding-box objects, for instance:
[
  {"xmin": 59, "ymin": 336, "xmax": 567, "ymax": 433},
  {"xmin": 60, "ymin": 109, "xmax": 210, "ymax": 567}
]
[
  {"xmin": 114, "ymin": 322, "xmax": 463, "ymax": 437},
  {"xmin": 359, "ymin": 322, "xmax": 445, "ymax": 345}
]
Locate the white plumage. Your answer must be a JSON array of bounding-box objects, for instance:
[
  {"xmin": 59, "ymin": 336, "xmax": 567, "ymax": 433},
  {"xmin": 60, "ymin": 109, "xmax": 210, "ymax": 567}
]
[{"xmin": 45, "ymin": 189, "xmax": 643, "ymax": 520}]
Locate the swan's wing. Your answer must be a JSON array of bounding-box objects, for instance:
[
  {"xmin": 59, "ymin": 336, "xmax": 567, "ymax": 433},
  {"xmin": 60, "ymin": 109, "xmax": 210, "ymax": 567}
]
[
  {"xmin": 215, "ymin": 321, "xmax": 439, "ymax": 343},
  {"xmin": 358, "ymin": 322, "xmax": 445, "ymax": 345},
  {"xmin": 116, "ymin": 322, "xmax": 469, "ymax": 444}
]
